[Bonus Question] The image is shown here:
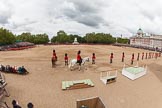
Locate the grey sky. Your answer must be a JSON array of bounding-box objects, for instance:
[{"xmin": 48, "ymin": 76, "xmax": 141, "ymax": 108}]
[{"xmin": 0, "ymin": 0, "xmax": 162, "ymax": 38}]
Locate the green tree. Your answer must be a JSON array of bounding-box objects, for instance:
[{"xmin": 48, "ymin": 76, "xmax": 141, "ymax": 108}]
[
  {"xmin": 34, "ymin": 33, "xmax": 49, "ymax": 44},
  {"xmin": 84, "ymin": 32, "xmax": 115, "ymax": 44},
  {"xmin": 51, "ymin": 30, "xmax": 116, "ymax": 44},
  {"xmin": 51, "ymin": 30, "xmax": 85, "ymax": 44},
  {"xmin": 16, "ymin": 32, "xmax": 33, "ymax": 42},
  {"xmin": 16, "ymin": 32, "xmax": 49, "ymax": 44},
  {"xmin": 117, "ymin": 37, "xmax": 129, "ymax": 44},
  {"xmin": 51, "ymin": 30, "xmax": 70, "ymax": 43},
  {"xmin": 0, "ymin": 27, "xmax": 16, "ymax": 45}
]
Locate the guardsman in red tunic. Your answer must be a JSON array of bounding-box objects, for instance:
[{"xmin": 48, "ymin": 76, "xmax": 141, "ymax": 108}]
[
  {"xmin": 137, "ymin": 53, "xmax": 139, "ymax": 61},
  {"xmin": 145, "ymin": 53, "xmax": 147, "ymax": 59},
  {"xmin": 64, "ymin": 53, "xmax": 68, "ymax": 66},
  {"xmin": 53, "ymin": 50, "xmax": 57, "ymax": 61},
  {"xmin": 142, "ymin": 52, "xmax": 144, "ymax": 60},
  {"xmin": 77, "ymin": 50, "xmax": 82, "ymax": 70},
  {"xmin": 92, "ymin": 53, "xmax": 96, "ymax": 64},
  {"xmin": 149, "ymin": 52, "xmax": 151, "ymax": 59},
  {"xmin": 77, "ymin": 50, "xmax": 82, "ymax": 65},
  {"xmin": 110, "ymin": 53, "xmax": 113, "ymax": 63},
  {"xmin": 131, "ymin": 53, "xmax": 134, "ymax": 65},
  {"xmin": 122, "ymin": 52, "xmax": 125, "ymax": 62}
]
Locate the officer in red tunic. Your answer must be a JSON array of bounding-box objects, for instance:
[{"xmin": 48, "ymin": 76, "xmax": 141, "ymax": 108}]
[
  {"xmin": 122, "ymin": 52, "xmax": 125, "ymax": 62},
  {"xmin": 145, "ymin": 53, "xmax": 147, "ymax": 59},
  {"xmin": 64, "ymin": 53, "xmax": 68, "ymax": 66},
  {"xmin": 149, "ymin": 52, "xmax": 151, "ymax": 59},
  {"xmin": 142, "ymin": 52, "xmax": 144, "ymax": 60},
  {"xmin": 77, "ymin": 50, "xmax": 82, "ymax": 65},
  {"xmin": 110, "ymin": 53, "xmax": 113, "ymax": 63},
  {"xmin": 53, "ymin": 50, "xmax": 57, "ymax": 61},
  {"xmin": 131, "ymin": 53, "xmax": 134, "ymax": 65},
  {"xmin": 137, "ymin": 53, "xmax": 140, "ymax": 61},
  {"xmin": 92, "ymin": 53, "xmax": 96, "ymax": 64}
]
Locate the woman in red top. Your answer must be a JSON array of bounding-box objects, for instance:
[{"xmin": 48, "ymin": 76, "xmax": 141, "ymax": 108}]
[
  {"xmin": 64, "ymin": 53, "xmax": 68, "ymax": 66},
  {"xmin": 77, "ymin": 50, "xmax": 82, "ymax": 66},
  {"xmin": 92, "ymin": 53, "xmax": 96, "ymax": 64}
]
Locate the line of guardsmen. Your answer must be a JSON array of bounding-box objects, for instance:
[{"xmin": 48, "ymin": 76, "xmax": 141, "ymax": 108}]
[{"xmin": 52, "ymin": 49, "xmax": 161, "ymax": 65}]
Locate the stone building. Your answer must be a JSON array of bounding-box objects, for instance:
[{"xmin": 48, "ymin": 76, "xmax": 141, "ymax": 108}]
[{"xmin": 130, "ymin": 28, "xmax": 162, "ymax": 51}]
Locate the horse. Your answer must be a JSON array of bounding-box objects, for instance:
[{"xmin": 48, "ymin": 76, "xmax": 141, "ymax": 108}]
[
  {"xmin": 68, "ymin": 57, "xmax": 90, "ymax": 71},
  {"xmin": 51, "ymin": 56, "xmax": 57, "ymax": 68}
]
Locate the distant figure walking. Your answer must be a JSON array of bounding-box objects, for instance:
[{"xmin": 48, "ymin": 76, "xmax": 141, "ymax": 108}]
[
  {"xmin": 53, "ymin": 49, "xmax": 57, "ymax": 61},
  {"xmin": 137, "ymin": 53, "xmax": 139, "ymax": 61},
  {"xmin": 92, "ymin": 53, "xmax": 96, "ymax": 64},
  {"xmin": 131, "ymin": 53, "xmax": 134, "ymax": 65},
  {"xmin": 110, "ymin": 53, "xmax": 113, "ymax": 64},
  {"xmin": 142, "ymin": 52, "xmax": 144, "ymax": 60},
  {"xmin": 122, "ymin": 52, "xmax": 125, "ymax": 62},
  {"xmin": 64, "ymin": 53, "xmax": 68, "ymax": 66}
]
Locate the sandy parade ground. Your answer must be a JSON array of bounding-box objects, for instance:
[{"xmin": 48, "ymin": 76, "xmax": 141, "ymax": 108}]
[{"xmin": 0, "ymin": 45, "xmax": 162, "ymax": 108}]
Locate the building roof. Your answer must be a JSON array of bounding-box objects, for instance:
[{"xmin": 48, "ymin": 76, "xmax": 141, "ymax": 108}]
[{"xmin": 137, "ymin": 28, "xmax": 143, "ymax": 34}]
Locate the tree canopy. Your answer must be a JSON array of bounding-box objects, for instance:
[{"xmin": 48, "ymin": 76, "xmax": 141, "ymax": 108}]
[
  {"xmin": 0, "ymin": 27, "xmax": 16, "ymax": 45},
  {"xmin": 0, "ymin": 27, "xmax": 129, "ymax": 45},
  {"xmin": 84, "ymin": 32, "xmax": 116, "ymax": 44},
  {"xmin": 117, "ymin": 37, "xmax": 129, "ymax": 44},
  {"xmin": 51, "ymin": 30, "xmax": 85, "ymax": 44},
  {"xmin": 16, "ymin": 33, "xmax": 49, "ymax": 44},
  {"xmin": 51, "ymin": 31, "xmax": 117, "ymax": 44}
]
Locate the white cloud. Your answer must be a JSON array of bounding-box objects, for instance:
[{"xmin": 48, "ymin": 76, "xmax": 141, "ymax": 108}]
[{"xmin": 0, "ymin": 0, "xmax": 162, "ymax": 38}]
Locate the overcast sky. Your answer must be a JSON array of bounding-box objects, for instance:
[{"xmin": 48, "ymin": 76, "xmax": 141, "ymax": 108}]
[{"xmin": 1, "ymin": 0, "xmax": 162, "ymax": 38}]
